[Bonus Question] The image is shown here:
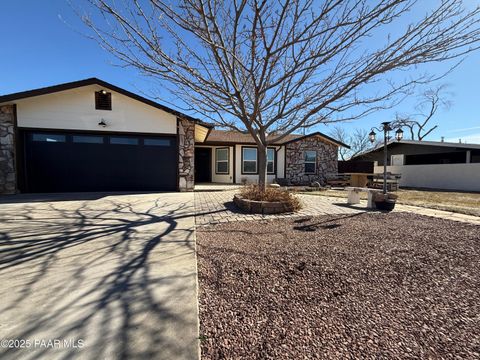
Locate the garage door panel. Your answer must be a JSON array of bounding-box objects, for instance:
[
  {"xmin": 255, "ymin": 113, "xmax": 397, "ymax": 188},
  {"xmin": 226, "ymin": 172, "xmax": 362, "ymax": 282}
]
[{"xmin": 23, "ymin": 131, "xmax": 177, "ymax": 193}]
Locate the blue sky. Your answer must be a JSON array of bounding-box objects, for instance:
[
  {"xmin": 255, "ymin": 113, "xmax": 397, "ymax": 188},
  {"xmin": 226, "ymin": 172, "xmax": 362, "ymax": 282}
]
[{"xmin": 1, "ymin": 0, "xmax": 479, "ymax": 144}]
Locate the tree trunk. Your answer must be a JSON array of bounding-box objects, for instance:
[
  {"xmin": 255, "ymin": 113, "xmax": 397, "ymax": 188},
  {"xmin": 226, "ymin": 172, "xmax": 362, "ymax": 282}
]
[{"xmin": 257, "ymin": 143, "xmax": 267, "ymax": 192}]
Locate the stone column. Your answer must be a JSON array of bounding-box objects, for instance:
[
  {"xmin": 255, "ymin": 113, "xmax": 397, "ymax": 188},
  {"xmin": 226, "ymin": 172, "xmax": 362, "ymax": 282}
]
[
  {"xmin": 0, "ymin": 105, "xmax": 17, "ymax": 194},
  {"xmin": 177, "ymin": 118, "xmax": 195, "ymax": 191}
]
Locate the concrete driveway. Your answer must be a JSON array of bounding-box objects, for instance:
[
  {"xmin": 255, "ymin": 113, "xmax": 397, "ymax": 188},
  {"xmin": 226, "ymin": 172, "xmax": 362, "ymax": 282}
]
[{"xmin": 0, "ymin": 192, "xmax": 198, "ymax": 360}]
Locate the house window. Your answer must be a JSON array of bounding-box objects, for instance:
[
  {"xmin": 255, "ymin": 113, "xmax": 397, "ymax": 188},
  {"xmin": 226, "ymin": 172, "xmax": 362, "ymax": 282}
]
[
  {"xmin": 215, "ymin": 148, "xmax": 229, "ymax": 174},
  {"xmin": 267, "ymin": 148, "xmax": 275, "ymax": 174},
  {"xmin": 110, "ymin": 136, "xmax": 139, "ymax": 145},
  {"xmin": 144, "ymin": 138, "xmax": 171, "ymax": 146},
  {"xmin": 242, "ymin": 147, "xmax": 257, "ymax": 174},
  {"xmin": 304, "ymin": 150, "xmax": 316, "ymax": 174},
  {"xmin": 95, "ymin": 91, "xmax": 112, "ymax": 110},
  {"xmin": 32, "ymin": 133, "xmax": 66, "ymax": 143},
  {"xmin": 73, "ymin": 135, "xmax": 104, "ymax": 144}
]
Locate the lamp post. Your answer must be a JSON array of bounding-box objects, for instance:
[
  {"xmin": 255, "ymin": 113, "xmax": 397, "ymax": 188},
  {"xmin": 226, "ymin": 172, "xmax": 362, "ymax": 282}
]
[{"xmin": 369, "ymin": 122, "xmax": 403, "ymax": 194}]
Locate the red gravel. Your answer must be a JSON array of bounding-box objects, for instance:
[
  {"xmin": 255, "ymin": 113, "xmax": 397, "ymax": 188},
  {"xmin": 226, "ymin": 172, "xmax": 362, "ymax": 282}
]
[{"xmin": 196, "ymin": 212, "xmax": 480, "ymax": 359}]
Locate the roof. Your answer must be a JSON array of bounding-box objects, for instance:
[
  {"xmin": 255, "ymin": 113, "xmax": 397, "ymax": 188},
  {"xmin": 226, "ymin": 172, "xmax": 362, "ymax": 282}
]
[
  {"xmin": 0, "ymin": 78, "xmax": 213, "ymax": 128},
  {"xmin": 353, "ymin": 139, "xmax": 480, "ymax": 159},
  {"xmin": 203, "ymin": 129, "xmax": 349, "ymax": 148},
  {"xmin": 204, "ymin": 130, "xmax": 302, "ymax": 144},
  {"xmin": 397, "ymin": 139, "xmax": 480, "ymax": 150}
]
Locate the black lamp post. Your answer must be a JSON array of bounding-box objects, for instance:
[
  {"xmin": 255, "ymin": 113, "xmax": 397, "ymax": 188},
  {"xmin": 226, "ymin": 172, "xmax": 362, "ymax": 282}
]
[{"xmin": 369, "ymin": 122, "xmax": 403, "ymax": 194}]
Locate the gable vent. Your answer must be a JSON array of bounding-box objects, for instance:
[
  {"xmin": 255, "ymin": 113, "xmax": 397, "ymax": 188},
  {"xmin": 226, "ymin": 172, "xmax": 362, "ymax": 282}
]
[{"xmin": 95, "ymin": 91, "xmax": 112, "ymax": 110}]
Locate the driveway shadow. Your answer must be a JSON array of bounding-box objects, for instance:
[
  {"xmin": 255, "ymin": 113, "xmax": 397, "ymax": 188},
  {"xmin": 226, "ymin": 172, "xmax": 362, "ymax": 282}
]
[
  {"xmin": 0, "ymin": 191, "xmax": 167, "ymax": 205},
  {"xmin": 0, "ymin": 194, "xmax": 197, "ymax": 360}
]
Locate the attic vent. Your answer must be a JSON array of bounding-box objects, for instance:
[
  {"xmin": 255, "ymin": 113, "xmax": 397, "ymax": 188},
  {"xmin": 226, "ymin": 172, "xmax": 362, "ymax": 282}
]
[{"xmin": 95, "ymin": 91, "xmax": 112, "ymax": 110}]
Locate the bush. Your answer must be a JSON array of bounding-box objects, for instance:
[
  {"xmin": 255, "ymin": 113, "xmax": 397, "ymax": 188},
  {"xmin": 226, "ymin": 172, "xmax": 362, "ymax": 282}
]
[{"xmin": 239, "ymin": 185, "xmax": 302, "ymax": 211}]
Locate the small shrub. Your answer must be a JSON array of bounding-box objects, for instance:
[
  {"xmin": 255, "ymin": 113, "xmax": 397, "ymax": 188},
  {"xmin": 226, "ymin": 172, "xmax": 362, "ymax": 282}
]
[{"xmin": 239, "ymin": 185, "xmax": 302, "ymax": 211}]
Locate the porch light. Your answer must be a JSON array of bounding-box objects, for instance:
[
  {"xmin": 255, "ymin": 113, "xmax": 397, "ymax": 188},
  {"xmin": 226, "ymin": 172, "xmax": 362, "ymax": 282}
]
[
  {"xmin": 100, "ymin": 89, "xmax": 107, "ymax": 95},
  {"xmin": 395, "ymin": 128, "xmax": 404, "ymax": 141},
  {"xmin": 368, "ymin": 130, "xmax": 376, "ymax": 143},
  {"xmin": 98, "ymin": 119, "xmax": 107, "ymax": 127}
]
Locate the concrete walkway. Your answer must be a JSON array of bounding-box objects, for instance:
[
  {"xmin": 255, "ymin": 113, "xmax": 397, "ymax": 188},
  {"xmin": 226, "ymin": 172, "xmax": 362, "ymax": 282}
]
[{"xmin": 0, "ymin": 192, "xmax": 199, "ymax": 360}]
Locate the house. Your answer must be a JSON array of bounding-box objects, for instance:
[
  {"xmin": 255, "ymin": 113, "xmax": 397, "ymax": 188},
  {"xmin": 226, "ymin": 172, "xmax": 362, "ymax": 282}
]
[
  {"xmin": 352, "ymin": 139, "xmax": 480, "ymax": 191},
  {"xmin": 0, "ymin": 78, "xmax": 347, "ymax": 194},
  {"xmin": 195, "ymin": 129, "xmax": 347, "ymax": 185}
]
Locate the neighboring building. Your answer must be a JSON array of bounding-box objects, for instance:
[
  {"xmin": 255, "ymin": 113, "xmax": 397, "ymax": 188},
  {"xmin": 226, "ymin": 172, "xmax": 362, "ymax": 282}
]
[
  {"xmin": 354, "ymin": 139, "xmax": 480, "ymax": 166},
  {"xmin": 353, "ymin": 140, "xmax": 480, "ymax": 191},
  {"xmin": 0, "ymin": 78, "xmax": 348, "ymax": 194}
]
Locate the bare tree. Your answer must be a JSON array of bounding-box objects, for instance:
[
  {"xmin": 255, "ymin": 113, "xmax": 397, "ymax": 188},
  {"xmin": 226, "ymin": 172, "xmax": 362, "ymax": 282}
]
[
  {"xmin": 329, "ymin": 126, "xmax": 372, "ymax": 161},
  {"xmin": 78, "ymin": 0, "xmax": 480, "ymax": 190},
  {"xmin": 393, "ymin": 85, "xmax": 452, "ymax": 140}
]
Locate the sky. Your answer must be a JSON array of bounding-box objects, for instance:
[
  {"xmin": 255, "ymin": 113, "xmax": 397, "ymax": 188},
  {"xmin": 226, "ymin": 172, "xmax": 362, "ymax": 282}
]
[{"xmin": 0, "ymin": 0, "xmax": 479, "ymax": 144}]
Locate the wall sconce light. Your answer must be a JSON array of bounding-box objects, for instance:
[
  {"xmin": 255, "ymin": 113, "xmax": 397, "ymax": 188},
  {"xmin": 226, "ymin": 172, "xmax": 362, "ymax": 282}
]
[
  {"xmin": 98, "ymin": 119, "xmax": 107, "ymax": 127},
  {"xmin": 100, "ymin": 89, "xmax": 107, "ymax": 95}
]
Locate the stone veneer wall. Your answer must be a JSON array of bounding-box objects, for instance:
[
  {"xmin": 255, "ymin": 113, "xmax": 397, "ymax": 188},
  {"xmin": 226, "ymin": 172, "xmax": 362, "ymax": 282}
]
[
  {"xmin": 285, "ymin": 136, "xmax": 338, "ymax": 185},
  {"xmin": 177, "ymin": 117, "xmax": 195, "ymax": 191},
  {"xmin": 0, "ymin": 105, "xmax": 17, "ymax": 194}
]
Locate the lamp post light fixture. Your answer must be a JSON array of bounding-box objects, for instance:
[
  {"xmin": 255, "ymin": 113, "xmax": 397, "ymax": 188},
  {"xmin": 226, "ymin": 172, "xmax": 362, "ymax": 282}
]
[{"xmin": 369, "ymin": 121, "xmax": 403, "ymax": 194}]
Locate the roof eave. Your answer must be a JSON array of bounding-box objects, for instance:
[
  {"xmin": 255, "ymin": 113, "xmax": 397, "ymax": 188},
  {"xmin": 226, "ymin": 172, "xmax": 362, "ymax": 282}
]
[{"xmin": 281, "ymin": 132, "xmax": 350, "ymax": 149}]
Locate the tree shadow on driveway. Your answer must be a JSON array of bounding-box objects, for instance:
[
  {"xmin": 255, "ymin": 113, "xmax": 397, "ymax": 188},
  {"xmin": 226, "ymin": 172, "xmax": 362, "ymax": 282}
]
[{"xmin": 0, "ymin": 193, "xmax": 197, "ymax": 360}]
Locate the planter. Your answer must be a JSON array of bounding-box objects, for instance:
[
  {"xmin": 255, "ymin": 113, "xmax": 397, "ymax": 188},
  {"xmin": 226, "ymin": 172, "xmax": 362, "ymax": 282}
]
[
  {"xmin": 374, "ymin": 199, "xmax": 396, "ymax": 211},
  {"xmin": 373, "ymin": 192, "xmax": 397, "ymax": 211},
  {"xmin": 233, "ymin": 194, "xmax": 295, "ymax": 214}
]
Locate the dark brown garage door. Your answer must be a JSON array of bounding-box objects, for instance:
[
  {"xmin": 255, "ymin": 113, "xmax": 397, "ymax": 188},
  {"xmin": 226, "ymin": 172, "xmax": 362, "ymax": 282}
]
[{"xmin": 22, "ymin": 130, "xmax": 177, "ymax": 193}]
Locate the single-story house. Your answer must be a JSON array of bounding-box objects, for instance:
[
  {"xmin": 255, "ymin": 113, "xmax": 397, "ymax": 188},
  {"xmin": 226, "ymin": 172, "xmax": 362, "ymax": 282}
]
[
  {"xmin": 352, "ymin": 139, "xmax": 480, "ymax": 191},
  {"xmin": 353, "ymin": 139, "xmax": 480, "ymax": 166},
  {"xmin": 0, "ymin": 78, "xmax": 347, "ymax": 194}
]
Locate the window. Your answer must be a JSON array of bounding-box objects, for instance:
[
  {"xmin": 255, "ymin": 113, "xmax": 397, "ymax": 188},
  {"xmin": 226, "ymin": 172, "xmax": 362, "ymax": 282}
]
[
  {"xmin": 304, "ymin": 150, "xmax": 316, "ymax": 174},
  {"xmin": 32, "ymin": 133, "xmax": 66, "ymax": 143},
  {"xmin": 144, "ymin": 138, "xmax": 171, "ymax": 146},
  {"xmin": 267, "ymin": 148, "xmax": 275, "ymax": 174},
  {"xmin": 95, "ymin": 91, "xmax": 112, "ymax": 110},
  {"xmin": 73, "ymin": 135, "xmax": 104, "ymax": 144},
  {"xmin": 215, "ymin": 148, "xmax": 229, "ymax": 174},
  {"xmin": 242, "ymin": 147, "xmax": 257, "ymax": 174},
  {"xmin": 110, "ymin": 137, "xmax": 139, "ymax": 145}
]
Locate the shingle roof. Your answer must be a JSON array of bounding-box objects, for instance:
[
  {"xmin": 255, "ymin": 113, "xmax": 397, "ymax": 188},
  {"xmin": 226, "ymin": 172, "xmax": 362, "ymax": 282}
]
[
  {"xmin": 203, "ymin": 129, "xmax": 349, "ymax": 147},
  {"xmin": 203, "ymin": 130, "xmax": 301, "ymax": 144}
]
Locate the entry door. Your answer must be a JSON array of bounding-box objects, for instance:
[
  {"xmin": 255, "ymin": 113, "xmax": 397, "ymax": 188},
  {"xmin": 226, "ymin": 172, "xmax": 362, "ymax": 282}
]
[{"xmin": 195, "ymin": 147, "xmax": 212, "ymax": 183}]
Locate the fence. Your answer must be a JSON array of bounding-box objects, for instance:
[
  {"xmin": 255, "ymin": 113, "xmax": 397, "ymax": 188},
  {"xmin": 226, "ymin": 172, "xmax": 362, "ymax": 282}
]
[
  {"xmin": 338, "ymin": 160, "xmax": 374, "ymax": 174},
  {"xmin": 373, "ymin": 163, "xmax": 480, "ymax": 192}
]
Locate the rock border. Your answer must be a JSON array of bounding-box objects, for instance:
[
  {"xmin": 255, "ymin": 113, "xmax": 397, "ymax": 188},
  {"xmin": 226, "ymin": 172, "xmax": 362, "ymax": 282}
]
[{"xmin": 233, "ymin": 194, "xmax": 295, "ymax": 214}]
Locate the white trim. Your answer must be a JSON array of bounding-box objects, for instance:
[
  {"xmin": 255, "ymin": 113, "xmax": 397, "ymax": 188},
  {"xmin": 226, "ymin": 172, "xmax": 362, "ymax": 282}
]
[
  {"xmin": 304, "ymin": 150, "xmax": 317, "ymax": 174},
  {"xmin": 215, "ymin": 147, "xmax": 229, "ymax": 174},
  {"xmin": 242, "ymin": 147, "xmax": 258, "ymax": 174}
]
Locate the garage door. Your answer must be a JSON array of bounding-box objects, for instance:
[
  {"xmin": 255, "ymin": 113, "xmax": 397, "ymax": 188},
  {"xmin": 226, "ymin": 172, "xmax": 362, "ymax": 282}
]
[{"xmin": 22, "ymin": 131, "xmax": 177, "ymax": 193}]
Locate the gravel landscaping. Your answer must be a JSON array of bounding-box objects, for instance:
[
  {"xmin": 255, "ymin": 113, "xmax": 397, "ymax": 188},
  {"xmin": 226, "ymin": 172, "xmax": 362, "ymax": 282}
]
[{"xmin": 197, "ymin": 212, "xmax": 480, "ymax": 359}]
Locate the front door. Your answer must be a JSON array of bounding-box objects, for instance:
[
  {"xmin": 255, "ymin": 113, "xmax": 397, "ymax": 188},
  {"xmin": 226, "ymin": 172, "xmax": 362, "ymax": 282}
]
[{"xmin": 195, "ymin": 147, "xmax": 212, "ymax": 183}]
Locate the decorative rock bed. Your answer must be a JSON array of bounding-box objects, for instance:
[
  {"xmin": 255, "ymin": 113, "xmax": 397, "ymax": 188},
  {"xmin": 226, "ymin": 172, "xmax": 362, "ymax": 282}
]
[{"xmin": 233, "ymin": 194, "xmax": 295, "ymax": 214}]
